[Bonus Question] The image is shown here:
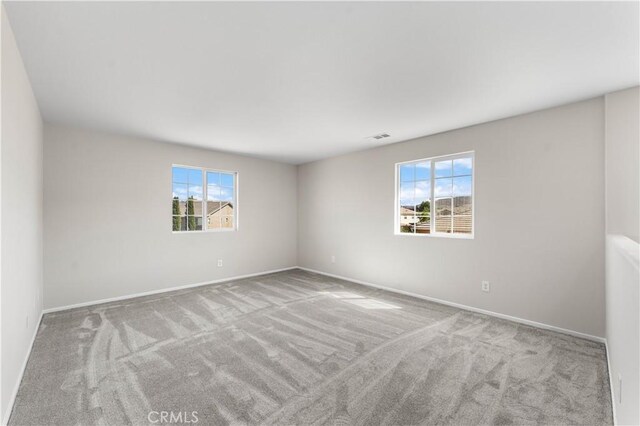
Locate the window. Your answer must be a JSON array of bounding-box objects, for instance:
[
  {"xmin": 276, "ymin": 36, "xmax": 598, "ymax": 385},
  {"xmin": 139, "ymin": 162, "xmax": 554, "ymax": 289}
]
[
  {"xmin": 172, "ymin": 165, "xmax": 237, "ymax": 232},
  {"xmin": 396, "ymin": 152, "xmax": 473, "ymax": 237}
]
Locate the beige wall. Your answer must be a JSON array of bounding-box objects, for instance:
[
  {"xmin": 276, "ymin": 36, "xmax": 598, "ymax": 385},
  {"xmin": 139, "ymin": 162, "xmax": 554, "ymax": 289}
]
[
  {"xmin": 604, "ymin": 86, "xmax": 639, "ymax": 425},
  {"xmin": 298, "ymin": 98, "xmax": 606, "ymax": 337},
  {"xmin": 44, "ymin": 124, "xmax": 297, "ymax": 310},
  {"xmin": 1, "ymin": 6, "xmax": 44, "ymax": 422}
]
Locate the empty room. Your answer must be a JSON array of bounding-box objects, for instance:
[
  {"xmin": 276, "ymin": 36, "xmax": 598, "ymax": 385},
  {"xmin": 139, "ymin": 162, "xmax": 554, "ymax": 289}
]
[{"xmin": 1, "ymin": 1, "xmax": 639, "ymax": 425}]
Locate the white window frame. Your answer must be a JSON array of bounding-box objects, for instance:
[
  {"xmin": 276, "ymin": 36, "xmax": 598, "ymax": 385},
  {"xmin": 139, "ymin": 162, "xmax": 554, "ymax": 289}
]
[
  {"xmin": 171, "ymin": 164, "xmax": 239, "ymax": 233},
  {"xmin": 394, "ymin": 151, "xmax": 474, "ymax": 239}
]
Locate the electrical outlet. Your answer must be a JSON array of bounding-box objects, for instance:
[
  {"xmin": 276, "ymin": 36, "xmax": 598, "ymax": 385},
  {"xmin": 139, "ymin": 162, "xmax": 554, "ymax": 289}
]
[
  {"xmin": 481, "ymin": 281, "xmax": 490, "ymax": 292},
  {"xmin": 217, "ymin": 259, "xmax": 223, "ymax": 267},
  {"xmin": 331, "ymin": 255, "xmax": 336, "ymax": 264}
]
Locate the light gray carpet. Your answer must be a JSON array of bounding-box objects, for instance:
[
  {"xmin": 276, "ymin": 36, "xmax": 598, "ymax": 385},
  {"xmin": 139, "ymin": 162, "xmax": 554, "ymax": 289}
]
[{"xmin": 10, "ymin": 269, "xmax": 612, "ymax": 425}]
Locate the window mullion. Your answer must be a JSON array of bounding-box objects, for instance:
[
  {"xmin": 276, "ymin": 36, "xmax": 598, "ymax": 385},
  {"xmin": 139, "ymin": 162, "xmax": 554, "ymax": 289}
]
[
  {"xmin": 203, "ymin": 169, "xmax": 207, "ymax": 231},
  {"xmin": 450, "ymin": 197, "xmax": 454, "ymax": 235},
  {"xmin": 430, "ymin": 159, "xmax": 435, "ymax": 235}
]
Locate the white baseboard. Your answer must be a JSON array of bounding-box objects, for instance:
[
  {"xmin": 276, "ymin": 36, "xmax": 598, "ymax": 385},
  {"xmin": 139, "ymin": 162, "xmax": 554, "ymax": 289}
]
[
  {"xmin": 3, "ymin": 311, "xmax": 43, "ymax": 426},
  {"xmin": 298, "ymin": 267, "xmax": 606, "ymax": 344},
  {"xmin": 43, "ymin": 266, "xmax": 298, "ymax": 314},
  {"xmin": 605, "ymin": 339, "xmax": 617, "ymax": 425}
]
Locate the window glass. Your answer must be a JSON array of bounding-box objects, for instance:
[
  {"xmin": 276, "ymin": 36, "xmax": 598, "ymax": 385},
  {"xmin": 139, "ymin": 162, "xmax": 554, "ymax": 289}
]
[
  {"xmin": 453, "ymin": 176, "xmax": 472, "ymax": 196},
  {"xmin": 400, "ymin": 164, "xmax": 415, "ymax": 182},
  {"xmin": 415, "ymin": 162, "xmax": 430, "ymax": 180},
  {"xmin": 435, "ymin": 178, "xmax": 453, "ymax": 198},
  {"xmin": 207, "ymin": 172, "xmax": 220, "ymax": 186},
  {"xmin": 172, "ymin": 167, "xmax": 188, "ymax": 184},
  {"xmin": 172, "ymin": 183, "xmax": 187, "ymax": 201},
  {"xmin": 453, "ymin": 158, "xmax": 472, "ymax": 176},
  {"xmin": 221, "ymin": 173, "xmax": 234, "ymax": 187},
  {"xmin": 435, "ymin": 160, "xmax": 452, "ymax": 178},
  {"xmin": 397, "ymin": 154, "xmax": 472, "ymax": 237},
  {"xmin": 173, "ymin": 166, "xmax": 237, "ymax": 232}
]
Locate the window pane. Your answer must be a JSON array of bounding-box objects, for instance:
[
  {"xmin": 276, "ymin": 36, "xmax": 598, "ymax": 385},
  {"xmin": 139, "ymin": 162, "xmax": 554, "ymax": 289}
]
[
  {"xmin": 172, "ymin": 198, "xmax": 180, "ymax": 216},
  {"xmin": 435, "ymin": 178, "xmax": 452, "ymax": 198},
  {"xmin": 416, "ymin": 197, "xmax": 430, "ymax": 210},
  {"xmin": 220, "ymin": 187, "xmax": 233, "ymax": 202},
  {"xmin": 415, "ymin": 200, "xmax": 431, "ymax": 234},
  {"xmin": 171, "ymin": 200, "xmax": 187, "ymax": 215},
  {"xmin": 172, "ymin": 167, "xmax": 189, "ymax": 184},
  {"xmin": 415, "ymin": 180, "xmax": 430, "ymax": 201},
  {"xmin": 207, "ymin": 185, "xmax": 221, "ymax": 201},
  {"xmin": 414, "ymin": 195, "xmax": 430, "ymax": 221},
  {"xmin": 453, "ymin": 176, "xmax": 472, "ymax": 196},
  {"xmin": 188, "ymin": 185, "xmax": 203, "ymax": 201},
  {"xmin": 416, "ymin": 216, "xmax": 430, "ymax": 233},
  {"xmin": 207, "ymin": 215, "xmax": 221, "ymax": 230},
  {"xmin": 172, "ymin": 183, "xmax": 187, "ymax": 201},
  {"xmin": 220, "ymin": 173, "xmax": 234, "ymax": 187},
  {"xmin": 223, "ymin": 203, "xmax": 234, "ymax": 217},
  {"xmin": 453, "ymin": 216, "xmax": 472, "ymax": 234},
  {"xmin": 399, "ymin": 182, "xmax": 414, "ymax": 205},
  {"xmin": 188, "ymin": 169, "xmax": 203, "ymax": 185},
  {"xmin": 187, "ymin": 215, "xmax": 203, "ymax": 231},
  {"xmin": 207, "ymin": 172, "xmax": 220, "ymax": 186},
  {"xmin": 435, "ymin": 197, "xmax": 452, "ymax": 216},
  {"xmin": 222, "ymin": 216, "xmax": 234, "ymax": 229},
  {"xmin": 435, "ymin": 197, "xmax": 452, "ymax": 233},
  {"xmin": 400, "ymin": 164, "xmax": 415, "ymax": 182},
  {"xmin": 179, "ymin": 216, "xmax": 188, "ymax": 231},
  {"xmin": 400, "ymin": 224, "xmax": 414, "ymax": 233},
  {"xmin": 185, "ymin": 200, "xmax": 202, "ymax": 217},
  {"xmin": 435, "ymin": 215, "xmax": 452, "ymax": 233},
  {"xmin": 435, "ymin": 160, "xmax": 452, "ymax": 178},
  {"xmin": 207, "ymin": 201, "xmax": 222, "ymax": 212},
  {"xmin": 453, "ymin": 195, "xmax": 472, "ymax": 216},
  {"xmin": 207, "ymin": 201, "xmax": 235, "ymax": 230},
  {"xmin": 172, "ymin": 216, "xmax": 182, "ymax": 232},
  {"xmin": 415, "ymin": 162, "xmax": 430, "ymax": 180},
  {"xmin": 399, "ymin": 203, "xmax": 416, "ymax": 233},
  {"xmin": 453, "ymin": 157, "xmax": 472, "ymax": 176}
]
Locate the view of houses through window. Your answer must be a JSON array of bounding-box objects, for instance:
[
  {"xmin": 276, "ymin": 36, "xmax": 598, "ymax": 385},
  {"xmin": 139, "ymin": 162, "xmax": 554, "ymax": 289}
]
[
  {"xmin": 172, "ymin": 166, "xmax": 237, "ymax": 232},
  {"xmin": 397, "ymin": 153, "xmax": 473, "ymax": 236}
]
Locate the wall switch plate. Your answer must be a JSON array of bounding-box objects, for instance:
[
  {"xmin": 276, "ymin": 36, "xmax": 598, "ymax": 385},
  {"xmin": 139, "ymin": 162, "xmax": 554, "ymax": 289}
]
[
  {"xmin": 331, "ymin": 255, "xmax": 336, "ymax": 264},
  {"xmin": 482, "ymin": 281, "xmax": 490, "ymax": 292},
  {"xmin": 217, "ymin": 259, "xmax": 223, "ymax": 267}
]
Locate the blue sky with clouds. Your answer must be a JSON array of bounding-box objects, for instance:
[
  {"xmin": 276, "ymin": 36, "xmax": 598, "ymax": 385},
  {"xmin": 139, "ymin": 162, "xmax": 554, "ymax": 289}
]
[
  {"xmin": 172, "ymin": 167, "xmax": 234, "ymax": 202},
  {"xmin": 399, "ymin": 157, "xmax": 472, "ymax": 206}
]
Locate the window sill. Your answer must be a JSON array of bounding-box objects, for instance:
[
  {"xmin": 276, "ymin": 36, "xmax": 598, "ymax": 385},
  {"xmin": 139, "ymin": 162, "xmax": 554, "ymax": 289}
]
[
  {"xmin": 394, "ymin": 232, "xmax": 474, "ymax": 240},
  {"xmin": 172, "ymin": 229, "xmax": 237, "ymax": 234}
]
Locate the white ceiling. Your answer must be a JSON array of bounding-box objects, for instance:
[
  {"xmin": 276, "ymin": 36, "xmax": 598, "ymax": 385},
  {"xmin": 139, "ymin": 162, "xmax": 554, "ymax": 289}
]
[{"xmin": 4, "ymin": 1, "xmax": 639, "ymax": 164}]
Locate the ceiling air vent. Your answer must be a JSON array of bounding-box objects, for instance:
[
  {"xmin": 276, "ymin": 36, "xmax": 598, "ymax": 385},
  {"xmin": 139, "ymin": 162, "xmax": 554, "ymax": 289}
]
[{"xmin": 370, "ymin": 133, "xmax": 391, "ymax": 141}]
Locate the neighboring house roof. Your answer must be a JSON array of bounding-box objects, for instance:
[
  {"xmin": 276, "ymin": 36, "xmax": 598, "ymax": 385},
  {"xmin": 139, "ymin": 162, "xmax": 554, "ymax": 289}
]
[
  {"xmin": 400, "ymin": 207, "xmax": 415, "ymax": 215},
  {"xmin": 173, "ymin": 200, "xmax": 233, "ymax": 216},
  {"xmin": 208, "ymin": 202, "xmax": 233, "ymax": 216}
]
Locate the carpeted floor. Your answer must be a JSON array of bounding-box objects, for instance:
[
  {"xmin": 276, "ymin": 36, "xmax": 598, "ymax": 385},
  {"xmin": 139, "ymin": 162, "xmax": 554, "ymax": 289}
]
[{"xmin": 10, "ymin": 269, "xmax": 612, "ymax": 425}]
